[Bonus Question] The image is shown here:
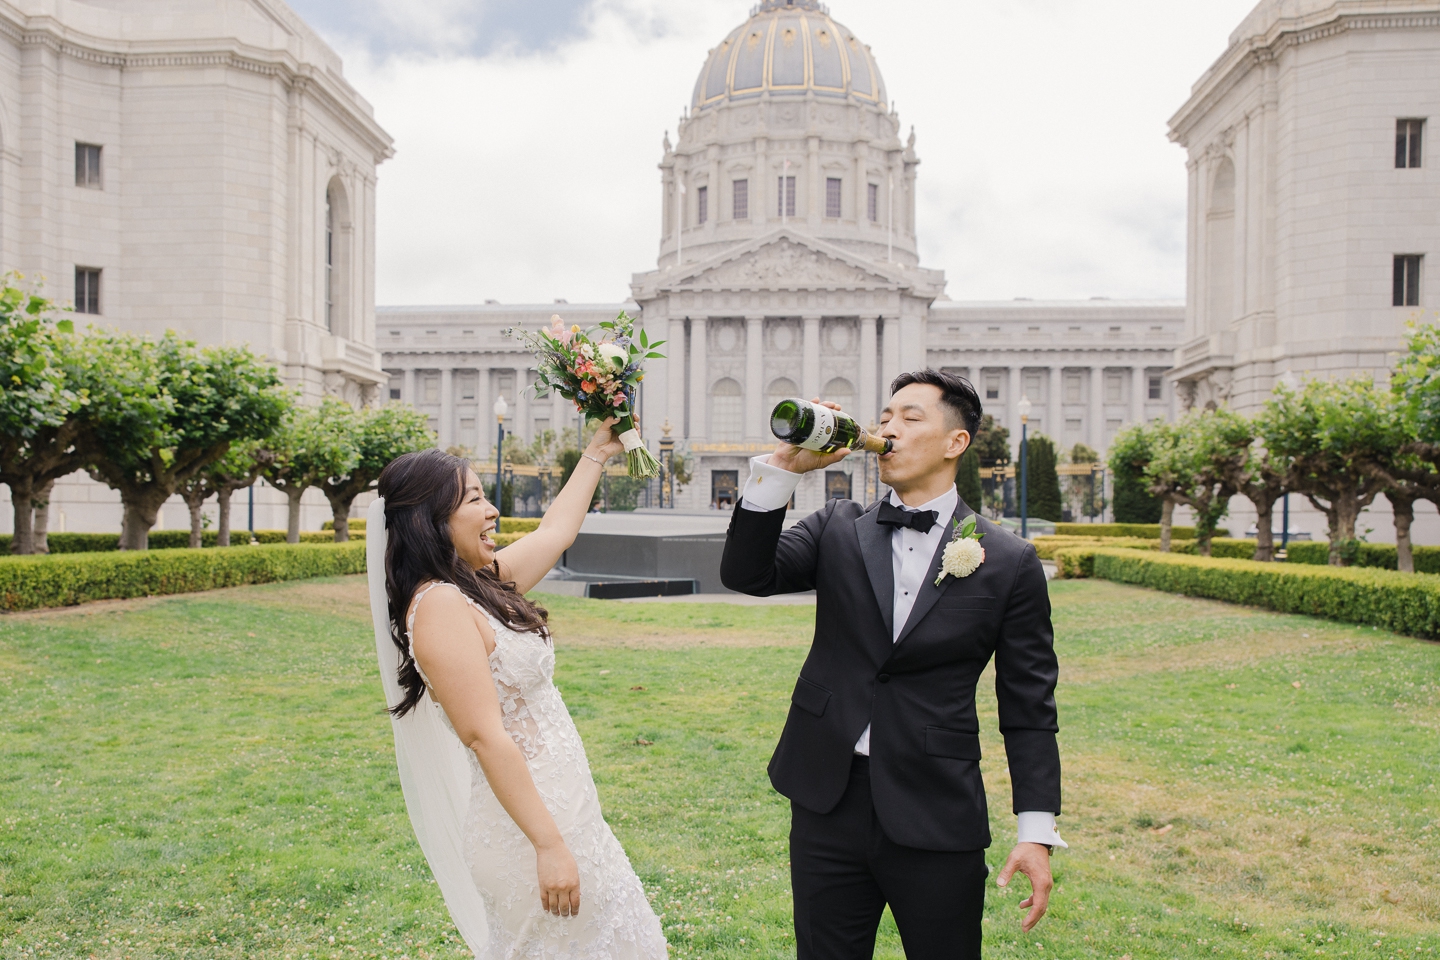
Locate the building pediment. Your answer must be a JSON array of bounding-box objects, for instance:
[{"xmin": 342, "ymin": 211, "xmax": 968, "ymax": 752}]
[{"xmin": 659, "ymin": 231, "xmax": 910, "ymax": 294}]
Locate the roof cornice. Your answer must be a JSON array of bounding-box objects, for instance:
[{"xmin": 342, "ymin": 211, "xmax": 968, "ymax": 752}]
[
  {"xmin": 1169, "ymin": 3, "xmax": 1440, "ymax": 144},
  {"xmin": 0, "ymin": 4, "xmax": 394, "ymax": 160}
]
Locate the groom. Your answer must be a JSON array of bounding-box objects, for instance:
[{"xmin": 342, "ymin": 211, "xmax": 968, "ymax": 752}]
[{"xmin": 721, "ymin": 369, "xmax": 1063, "ymax": 960}]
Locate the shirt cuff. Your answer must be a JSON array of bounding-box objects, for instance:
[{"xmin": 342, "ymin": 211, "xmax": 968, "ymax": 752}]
[
  {"xmin": 739, "ymin": 455, "xmax": 802, "ymax": 512},
  {"xmin": 1017, "ymin": 811, "xmax": 1068, "ymax": 849}
]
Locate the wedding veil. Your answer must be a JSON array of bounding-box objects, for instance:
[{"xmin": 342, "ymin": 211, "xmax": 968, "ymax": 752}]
[{"xmin": 366, "ymin": 497, "xmax": 491, "ymax": 956}]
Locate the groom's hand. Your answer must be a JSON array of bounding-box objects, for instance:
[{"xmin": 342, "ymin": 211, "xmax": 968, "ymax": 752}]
[
  {"xmin": 767, "ymin": 398, "xmax": 853, "ymax": 475},
  {"xmin": 997, "ymin": 842, "xmax": 1053, "ymax": 933}
]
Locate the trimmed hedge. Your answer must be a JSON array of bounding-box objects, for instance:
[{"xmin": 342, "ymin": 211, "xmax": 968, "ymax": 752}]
[
  {"xmin": 1052, "ymin": 523, "xmax": 1229, "ymax": 540},
  {"xmin": 0, "ymin": 529, "xmax": 361, "ymax": 554},
  {"xmin": 1283, "ymin": 540, "xmax": 1440, "ymax": 574},
  {"xmin": 500, "ymin": 518, "xmax": 541, "ymax": 533},
  {"xmin": 0, "ymin": 541, "xmax": 366, "ymax": 611},
  {"xmin": 1035, "ymin": 535, "xmax": 1257, "ymax": 561},
  {"xmin": 1052, "ymin": 546, "xmax": 1440, "ymax": 639},
  {"xmin": 321, "ymin": 518, "xmax": 367, "ymax": 531}
]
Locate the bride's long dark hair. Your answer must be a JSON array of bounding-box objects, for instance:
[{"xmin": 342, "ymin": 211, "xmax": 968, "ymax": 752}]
[{"xmin": 378, "ymin": 448, "xmax": 550, "ymax": 718}]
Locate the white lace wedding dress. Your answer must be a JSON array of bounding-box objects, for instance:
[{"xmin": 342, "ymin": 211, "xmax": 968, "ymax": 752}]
[{"xmin": 406, "ymin": 581, "xmax": 668, "ymax": 959}]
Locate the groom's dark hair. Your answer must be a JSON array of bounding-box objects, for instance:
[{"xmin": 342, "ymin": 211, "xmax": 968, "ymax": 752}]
[{"xmin": 890, "ymin": 369, "xmax": 983, "ymax": 438}]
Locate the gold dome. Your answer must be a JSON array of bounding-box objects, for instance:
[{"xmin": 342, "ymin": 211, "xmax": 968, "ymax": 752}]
[{"xmin": 691, "ymin": 0, "xmax": 886, "ymax": 110}]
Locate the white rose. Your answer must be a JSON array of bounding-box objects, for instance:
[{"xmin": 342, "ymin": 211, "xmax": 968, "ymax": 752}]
[
  {"xmin": 598, "ymin": 343, "xmax": 628, "ymax": 369},
  {"xmin": 936, "ymin": 537, "xmax": 985, "ymax": 584}
]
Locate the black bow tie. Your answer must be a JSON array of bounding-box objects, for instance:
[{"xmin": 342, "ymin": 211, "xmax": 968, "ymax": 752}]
[{"xmin": 876, "ymin": 501, "xmax": 939, "ymax": 534}]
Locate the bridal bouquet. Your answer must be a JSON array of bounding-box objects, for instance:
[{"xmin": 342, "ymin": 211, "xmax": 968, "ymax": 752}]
[{"xmin": 509, "ymin": 311, "xmax": 665, "ymax": 479}]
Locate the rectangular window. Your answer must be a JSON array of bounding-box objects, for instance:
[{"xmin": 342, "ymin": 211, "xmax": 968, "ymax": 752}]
[
  {"xmin": 75, "ymin": 143, "xmax": 102, "ymax": 188},
  {"xmin": 1148, "ymin": 375, "xmax": 1163, "ymax": 400},
  {"xmin": 1104, "ymin": 373, "xmax": 1122, "ymax": 404},
  {"xmin": 867, "ymin": 183, "xmax": 879, "ymax": 222},
  {"xmin": 825, "ymin": 470, "xmax": 852, "ymax": 501},
  {"xmin": 825, "ymin": 178, "xmax": 842, "ymax": 218},
  {"xmin": 460, "ymin": 375, "xmax": 477, "ymax": 401},
  {"xmin": 697, "ymin": 185, "xmax": 708, "ymax": 225},
  {"xmin": 732, "ymin": 179, "xmax": 748, "ymax": 220},
  {"xmin": 75, "ymin": 267, "xmax": 101, "ymax": 314},
  {"xmin": 1064, "ymin": 375, "xmax": 1082, "ymax": 404},
  {"xmin": 423, "ymin": 375, "xmax": 440, "ymax": 403},
  {"xmin": 712, "ymin": 470, "xmax": 739, "ymax": 508},
  {"xmin": 1023, "ymin": 373, "xmax": 1042, "ymax": 398},
  {"xmin": 389, "ymin": 388, "xmax": 401, "ymax": 400},
  {"xmin": 984, "ymin": 374, "xmax": 1000, "ymax": 400},
  {"xmin": 1394, "ymin": 254, "xmax": 1422, "ymax": 306},
  {"xmin": 778, "ymin": 175, "xmax": 796, "ymax": 217},
  {"xmin": 1396, "ymin": 119, "xmax": 1424, "ymax": 169}
]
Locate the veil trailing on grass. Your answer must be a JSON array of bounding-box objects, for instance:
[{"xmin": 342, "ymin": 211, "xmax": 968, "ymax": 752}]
[{"xmin": 366, "ymin": 497, "xmax": 490, "ymax": 957}]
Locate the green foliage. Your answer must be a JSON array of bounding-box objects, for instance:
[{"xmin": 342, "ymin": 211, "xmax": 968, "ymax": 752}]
[
  {"xmin": 1391, "ymin": 318, "xmax": 1440, "ymax": 444},
  {"xmin": 1022, "ymin": 433, "xmax": 1062, "ymax": 522},
  {"xmin": 1053, "ymin": 522, "xmax": 1222, "ymax": 539},
  {"xmin": 499, "ymin": 518, "xmax": 541, "ymax": 533},
  {"xmin": 1053, "ymin": 546, "xmax": 1440, "ymax": 638},
  {"xmin": 1258, "ymin": 378, "xmax": 1406, "ymax": 562},
  {"xmin": 0, "ymin": 542, "xmax": 365, "ymax": 611},
  {"xmin": 1143, "ymin": 410, "xmax": 1241, "ymax": 551},
  {"xmin": 1108, "ymin": 423, "xmax": 1163, "ymax": 523},
  {"xmin": 319, "ymin": 402, "xmax": 436, "ymax": 538},
  {"xmin": 1034, "ymin": 535, "xmax": 1254, "ymax": 561},
  {"xmin": 263, "ymin": 398, "xmax": 360, "ymax": 540},
  {"xmin": 970, "ymin": 413, "xmax": 1010, "ymax": 465},
  {"xmin": 487, "ymin": 479, "xmax": 516, "ymax": 516},
  {"xmin": 320, "ymin": 517, "xmax": 367, "ymax": 531},
  {"xmin": 955, "ymin": 446, "xmax": 983, "ymax": 512},
  {"xmin": 602, "ymin": 475, "xmax": 647, "ymax": 511},
  {"xmin": 1283, "ymin": 539, "xmax": 1440, "ymax": 574}
]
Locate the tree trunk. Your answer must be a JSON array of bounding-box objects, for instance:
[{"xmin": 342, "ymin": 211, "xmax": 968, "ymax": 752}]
[
  {"xmin": 1159, "ymin": 498, "xmax": 1175, "ymax": 552},
  {"xmin": 217, "ymin": 487, "xmax": 233, "ymax": 547},
  {"xmin": 10, "ymin": 483, "xmax": 33, "ymax": 555},
  {"xmin": 183, "ymin": 490, "xmax": 207, "ymax": 549},
  {"xmin": 1391, "ymin": 493, "xmax": 1415, "ymax": 574},
  {"xmin": 32, "ymin": 479, "xmax": 54, "ymax": 554},
  {"xmin": 1253, "ymin": 497, "xmax": 1275, "ymax": 562},
  {"xmin": 119, "ymin": 500, "xmax": 159, "ymax": 550},
  {"xmin": 1195, "ymin": 496, "xmax": 1214, "ymax": 557},
  {"xmin": 286, "ymin": 487, "xmax": 304, "ymax": 544},
  {"xmin": 328, "ymin": 494, "xmax": 351, "ymax": 543}
]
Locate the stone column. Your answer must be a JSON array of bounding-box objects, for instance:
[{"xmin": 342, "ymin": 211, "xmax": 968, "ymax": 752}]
[
  {"xmin": 1048, "ymin": 366, "xmax": 1062, "ymax": 448},
  {"xmin": 668, "ymin": 316, "xmax": 687, "ymax": 437},
  {"xmin": 880, "ymin": 317, "xmax": 901, "ymax": 394},
  {"xmin": 802, "ymin": 315, "xmax": 821, "ymax": 400},
  {"xmin": 807, "ymin": 136, "xmax": 821, "ymax": 228},
  {"xmin": 688, "ymin": 317, "xmax": 708, "ymax": 440},
  {"xmin": 1131, "ymin": 365, "xmax": 1146, "ymax": 426},
  {"xmin": 754, "ymin": 137, "xmax": 768, "ymax": 225},
  {"xmin": 859, "ymin": 316, "xmax": 878, "ymax": 428},
  {"xmin": 745, "ymin": 316, "xmax": 764, "ymax": 438},
  {"xmin": 403, "ymin": 367, "xmax": 416, "ymax": 406},
  {"xmin": 439, "ymin": 367, "xmax": 455, "ymax": 449},
  {"xmin": 481, "ymin": 367, "xmax": 495, "ymax": 454},
  {"xmin": 515, "ymin": 366, "xmax": 530, "ymax": 441},
  {"xmin": 1007, "ymin": 365, "xmax": 1021, "ymax": 440},
  {"xmin": 1089, "ymin": 365, "xmax": 1105, "ymax": 452}
]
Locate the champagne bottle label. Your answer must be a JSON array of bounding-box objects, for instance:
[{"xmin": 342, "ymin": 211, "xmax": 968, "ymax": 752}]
[{"xmin": 800, "ymin": 404, "xmax": 836, "ymax": 450}]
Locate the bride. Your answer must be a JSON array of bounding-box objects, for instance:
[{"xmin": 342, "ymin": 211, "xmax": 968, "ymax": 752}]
[{"xmin": 365, "ymin": 420, "xmax": 667, "ymax": 959}]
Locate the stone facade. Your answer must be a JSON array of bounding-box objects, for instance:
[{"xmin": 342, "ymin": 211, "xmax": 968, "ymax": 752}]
[
  {"xmin": 381, "ymin": 0, "xmax": 1183, "ymax": 515},
  {"xmin": 0, "ymin": 0, "xmax": 393, "ymax": 534},
  {"xmin": 1168, "ymin": 0, "xmax": 1440, "ymax": 412}
]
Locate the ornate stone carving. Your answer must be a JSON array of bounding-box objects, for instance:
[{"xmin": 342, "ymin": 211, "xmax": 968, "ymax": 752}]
[{"xmin": 686, "ymin": 239, "xmax": 885, "ymax": 289}]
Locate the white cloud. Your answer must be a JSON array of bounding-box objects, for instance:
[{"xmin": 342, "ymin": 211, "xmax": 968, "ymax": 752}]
[{"xmin": 330, "ymin": 0, "xmax": 1260, "ymax": 305}]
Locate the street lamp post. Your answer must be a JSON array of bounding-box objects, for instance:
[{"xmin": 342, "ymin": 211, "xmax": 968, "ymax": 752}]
[
  {"xmin": 1017, "ymin": 395, "xmax": 1032, "ymax": 539},
  {"xmin": 659, "ymin": 418, "xmax": 675, "ymax": 509},
  {"xmin": 493, "ymin": 395, "xmax": 508, "ymax": 520}
]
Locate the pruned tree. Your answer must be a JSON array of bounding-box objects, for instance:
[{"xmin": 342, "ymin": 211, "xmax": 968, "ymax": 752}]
[
  {"xmin": 1385, "ymin": 321, "xmax": 1440, "ymax": 571},
  {"xmin": 262, "ymin": 398, "xmax": 360, "ymax": 544},
  {"xmin": 85, "ymin": 333, "xmax": 289, "ymax": 549},
  {"xmin": 1144, "ymin": 411, "xmax": 1238, "ymax": 557},
  {"xmin": 176, "ymin": 439, "xmax": 278, "ymax": 548},
  {"xmin": 1259, "ymin": 377, "xmax": 1406, "ymax": 566},
  {"xmin": 970, "ymin": 413, "xmax": 1011, "ymax": 465},
  {"xmin": 1109, "ymin": 421, "xmax": 1178, "ymax": 547},
  {"xmin": 0, "ymin": 276, "xmax": 91, "ymax": 555},
  {"xmin": 1207, "ymin": 408, "xmax": 1290, "ymax": 562},
  {"xmin": 320, "ymin": 403, "xmax": 435, "ymax": 541},
  {"xmin": 955, "ymin": 445, "xmax": 983, "ymax": 513}
]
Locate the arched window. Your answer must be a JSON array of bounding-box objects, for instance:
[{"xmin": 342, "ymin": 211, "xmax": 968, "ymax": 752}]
[
  {"xmin": 711, "ymin": 378, "xmax": 744, "ymax": 440},
  {"xmin": 325, "ymin": 178, "xmax": 351, "ymax": 335},
  {"xmin": 766, "ymin": 377, "xmax": 799, "ymax": 422},
  {"xmin": 823, "ymin": 377, "xmax": 855, "ymax": 418}
]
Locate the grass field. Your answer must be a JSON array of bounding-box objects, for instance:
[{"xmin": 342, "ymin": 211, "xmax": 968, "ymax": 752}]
[{"xmin": 0, "ymin": 576, "xmax": 1436, "ymax": 960}]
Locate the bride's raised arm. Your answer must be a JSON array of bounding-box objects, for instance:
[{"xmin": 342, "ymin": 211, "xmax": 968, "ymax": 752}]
[{"xmin": 496, "ymin": 418, "xmax": 625, "ymax": 594}]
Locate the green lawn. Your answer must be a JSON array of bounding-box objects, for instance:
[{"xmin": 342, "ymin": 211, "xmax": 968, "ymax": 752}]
[{"xmin": 0, "ymin": 577, "xmax": 1436, "ymax": 960}]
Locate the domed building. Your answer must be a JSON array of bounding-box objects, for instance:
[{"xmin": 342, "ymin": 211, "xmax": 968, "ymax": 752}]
[{"xmin": 381, "ymin": 1, "xmax": 1185, "ymax": 515}]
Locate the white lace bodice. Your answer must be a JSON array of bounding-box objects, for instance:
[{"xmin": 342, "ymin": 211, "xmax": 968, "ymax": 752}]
[{"xmin": 404, "ymin": 581, "xmax": 666, "ymax": 960}]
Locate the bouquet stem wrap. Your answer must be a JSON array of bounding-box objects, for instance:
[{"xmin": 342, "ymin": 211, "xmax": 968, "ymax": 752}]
[{"xmin": 614, "ymin": 411, "xmax": 661, "ymax": 479}]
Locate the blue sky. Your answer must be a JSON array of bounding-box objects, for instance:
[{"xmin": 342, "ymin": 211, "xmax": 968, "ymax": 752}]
[{"xmin": 298, "ymin": 0, "xmax": 1261, "ymax": 306}]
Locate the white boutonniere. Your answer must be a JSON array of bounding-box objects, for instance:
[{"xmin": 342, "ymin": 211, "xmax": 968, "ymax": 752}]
[{"xmin": 935, "ymin": 514, "xmax": 986, "ymax": 585}]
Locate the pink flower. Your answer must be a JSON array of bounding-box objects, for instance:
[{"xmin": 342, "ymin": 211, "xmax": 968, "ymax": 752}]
[{"xmin": 548, "ymin": 315, "xmax": 574, "ymax": 346}]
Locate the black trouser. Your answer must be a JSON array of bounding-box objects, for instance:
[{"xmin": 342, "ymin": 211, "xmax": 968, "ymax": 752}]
[{"xmin": 789, "ymin": 756, "xmax": 988, "ymax": 960}]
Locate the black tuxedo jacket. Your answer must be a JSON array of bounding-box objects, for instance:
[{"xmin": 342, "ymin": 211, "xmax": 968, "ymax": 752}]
[{"xmin": 721, "ymin": 495, "xmax": 1061, "ymax": 852}]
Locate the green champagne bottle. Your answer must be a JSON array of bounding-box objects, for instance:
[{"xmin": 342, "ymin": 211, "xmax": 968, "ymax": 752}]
[{"xmin": 769, "ymin": 398, "xmax": 893, "ymax": 455}]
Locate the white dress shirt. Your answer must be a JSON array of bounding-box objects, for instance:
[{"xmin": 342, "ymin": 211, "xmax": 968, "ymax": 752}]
[{"xmin": 739, "ymin": 455, "xmax": 1067, "ymax": 849}]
